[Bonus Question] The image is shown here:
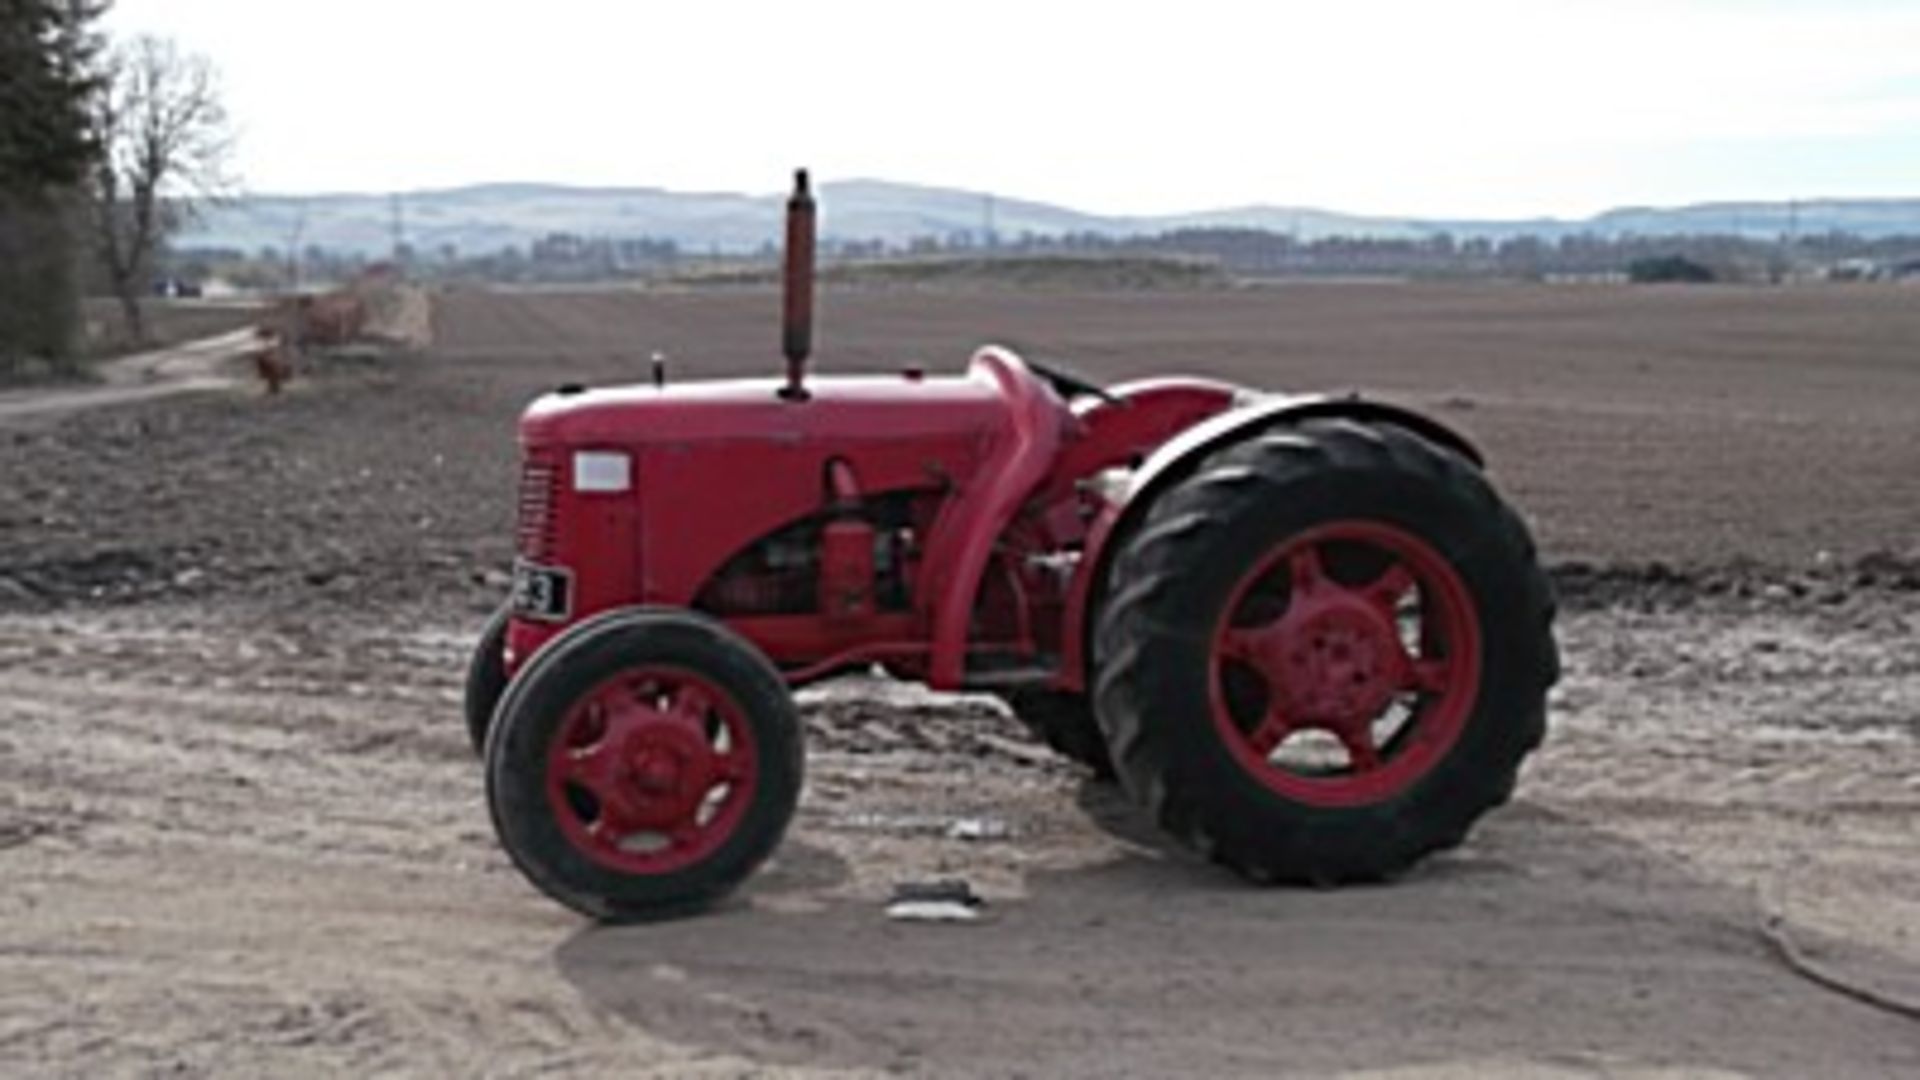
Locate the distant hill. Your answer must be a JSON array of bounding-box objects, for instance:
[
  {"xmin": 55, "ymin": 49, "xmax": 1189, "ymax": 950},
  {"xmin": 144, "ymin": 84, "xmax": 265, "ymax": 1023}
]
[{"xmin": 178, "ymin": 180, "xmax": 1920, "ymax": 257}]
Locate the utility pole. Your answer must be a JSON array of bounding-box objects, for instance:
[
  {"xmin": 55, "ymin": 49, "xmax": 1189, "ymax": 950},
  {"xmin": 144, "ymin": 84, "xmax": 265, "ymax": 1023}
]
[
  {"xmin": 390, "ymin": 192, "xmax": 407, "ymax": 267},
  {"xmin": 285, "ymin": 205, "xmax": 307, "ymax": 291},
  {"xmin": 1779, "ymin": 197, "xmax": 1801, "ymax": 286}
]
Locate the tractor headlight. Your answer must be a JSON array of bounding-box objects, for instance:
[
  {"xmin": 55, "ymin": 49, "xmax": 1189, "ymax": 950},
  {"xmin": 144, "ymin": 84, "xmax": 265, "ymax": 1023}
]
[{"xmin": 572, "ymin": 451, "xmax": 632, "ymax": 493}]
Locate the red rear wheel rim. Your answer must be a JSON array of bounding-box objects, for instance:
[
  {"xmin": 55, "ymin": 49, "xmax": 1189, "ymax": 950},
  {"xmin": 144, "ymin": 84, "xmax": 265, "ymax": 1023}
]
[
  {"xmin": 545, "ymin": 666, "xmax": 759, "ymax": 874},
  {"xmin": 1208, "ymin": 520, "xmax": 1481, "ymax": 807}
]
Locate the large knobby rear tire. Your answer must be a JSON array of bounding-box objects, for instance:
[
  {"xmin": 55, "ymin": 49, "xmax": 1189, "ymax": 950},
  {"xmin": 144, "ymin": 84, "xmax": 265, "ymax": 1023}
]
[
  {"xmin": 464, "ymin": 605, "xmax": 511, "ymax": 757},
  {"xmin": 1093, "ymin": 418, "xmax": 1557, "ymax": 884},
  {"xmin": 1000, "ymin": 689, "xmax": 1115, "ymax": 778},
  {"xmin": 486, "ymin": 609, "xmax": 803, "ymax": 920}
]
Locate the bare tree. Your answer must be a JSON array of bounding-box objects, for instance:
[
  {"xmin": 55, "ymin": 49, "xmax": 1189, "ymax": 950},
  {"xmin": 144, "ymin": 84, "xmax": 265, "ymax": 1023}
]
[{"xmin": 86, "ymin": 34, "xmax": 231, "ymax": 344}]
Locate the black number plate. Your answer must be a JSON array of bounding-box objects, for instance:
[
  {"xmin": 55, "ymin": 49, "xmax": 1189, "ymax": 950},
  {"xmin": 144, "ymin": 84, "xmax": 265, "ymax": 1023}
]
[{"xmin": 510, "ymin": 561, "xmax": 573, "ymax": 622}]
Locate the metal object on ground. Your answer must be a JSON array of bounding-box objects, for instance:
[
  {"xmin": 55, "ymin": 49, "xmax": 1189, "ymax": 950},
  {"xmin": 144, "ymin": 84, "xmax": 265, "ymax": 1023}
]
[{"xmin": 886, "ymin": 879, "xmax": 986, "ymax": 922}]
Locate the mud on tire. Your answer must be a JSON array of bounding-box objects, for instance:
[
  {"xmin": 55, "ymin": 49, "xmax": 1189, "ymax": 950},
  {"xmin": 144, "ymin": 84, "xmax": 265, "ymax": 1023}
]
[
  {"xmin": 1000, "ymin": 689, "xmax": 1114, "ymax": 778},
  {"xmin": 1093, "ymin": 418, "xmax": 1558, "ymax": 884}
]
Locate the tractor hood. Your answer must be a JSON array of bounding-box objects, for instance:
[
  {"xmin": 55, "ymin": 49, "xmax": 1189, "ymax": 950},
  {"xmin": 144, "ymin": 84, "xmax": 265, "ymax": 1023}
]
[{"xmin": 519, "ymin": 368, "xmax": 1029, "ymax": 449}]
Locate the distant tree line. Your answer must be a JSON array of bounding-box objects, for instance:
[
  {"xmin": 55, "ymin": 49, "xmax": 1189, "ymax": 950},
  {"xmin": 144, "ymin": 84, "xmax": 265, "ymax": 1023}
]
[
  {"xmin": 168, "ymin": 231, "xmax": 691, "ymax": 290},
  {"xmin": 1022, "ymin": 227, "xmax": 1920, "ymax": 283},
  {"xmin": 1626, "ymin": 254, "xmax": 1716, "ymax": 284},
  {"xmin": 166, "ymin": 222, "xmax": 1920, "ymax": 290}
]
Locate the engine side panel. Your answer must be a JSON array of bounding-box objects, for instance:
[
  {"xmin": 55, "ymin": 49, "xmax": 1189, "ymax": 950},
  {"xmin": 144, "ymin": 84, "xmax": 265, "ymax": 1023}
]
[{"xmin": 506, "ymin": 351, "xmax": 1065, "ymax": 682}]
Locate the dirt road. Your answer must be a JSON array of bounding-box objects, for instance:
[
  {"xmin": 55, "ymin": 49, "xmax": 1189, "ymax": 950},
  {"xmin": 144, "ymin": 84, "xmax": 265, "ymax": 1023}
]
[
  {"xmin": 2, "ymin": 285, "xmax": 1917, "ymax": 1076},
  {"xmin": 2, "ymin": 591, "xmax": 1916, "ymax": 1076},
  {"xmin": 0, "ymin": 329, "xmax": 258, "ymax": 424}
]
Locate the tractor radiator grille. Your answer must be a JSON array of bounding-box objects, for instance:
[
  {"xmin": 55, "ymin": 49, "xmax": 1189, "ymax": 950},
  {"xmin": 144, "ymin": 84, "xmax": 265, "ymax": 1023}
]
[{"xmin": 516, "ymin": 454, "xmax": 561, "ymax": 561}]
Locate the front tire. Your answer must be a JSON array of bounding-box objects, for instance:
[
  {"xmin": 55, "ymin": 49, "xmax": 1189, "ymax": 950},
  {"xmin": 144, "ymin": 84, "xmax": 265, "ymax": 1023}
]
[
  {"xmin": 1094, "ymin": 418, "xmax": 1557, "ymax": 884},
  {"xmin": 486, "ymin": 609, "xmax": 803, "ymax": 920},
  {"xmin": 464, "ymin": 605, "xmax": 510, "ymax": 757}
]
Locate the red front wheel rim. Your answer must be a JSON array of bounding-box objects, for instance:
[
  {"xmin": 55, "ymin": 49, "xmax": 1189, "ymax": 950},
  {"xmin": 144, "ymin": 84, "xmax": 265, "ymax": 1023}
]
[
  {"xmin": 545, "ymin": 666, "xmax": 759, "ymax": 874},
  {"xmin": 1208, "ymin": 520, "xmax": 1482, "ymax": 807}
]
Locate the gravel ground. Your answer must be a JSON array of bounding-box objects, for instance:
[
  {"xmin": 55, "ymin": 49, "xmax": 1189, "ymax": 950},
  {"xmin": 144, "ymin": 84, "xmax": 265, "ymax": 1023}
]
[{"xmin": 1, "ymin": 591, "xmax": 1914, "ymax": 1077}]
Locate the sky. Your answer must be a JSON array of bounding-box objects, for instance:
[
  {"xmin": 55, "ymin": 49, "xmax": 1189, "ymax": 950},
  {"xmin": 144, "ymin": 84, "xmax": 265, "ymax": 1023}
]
[{"xmin": 105, "ymin": 0, "xmax": 1920, "ymax": 220}]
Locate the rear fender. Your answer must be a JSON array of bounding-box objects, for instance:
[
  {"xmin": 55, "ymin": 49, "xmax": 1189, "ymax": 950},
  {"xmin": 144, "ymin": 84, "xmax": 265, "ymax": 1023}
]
[
  {"xmin": 1055, "ymin": 394, "xmax": 1482, "ymax": 691},
  {"xmin": 1035, "ymin": 376, "xmax": 1245, "ymax": 506}
]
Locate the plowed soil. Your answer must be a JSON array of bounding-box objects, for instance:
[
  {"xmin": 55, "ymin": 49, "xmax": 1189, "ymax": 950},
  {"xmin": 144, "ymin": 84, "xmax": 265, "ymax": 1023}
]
[{"xmin": 2, "ymin": 284, "xmax": 1917, "ymax": 1077}]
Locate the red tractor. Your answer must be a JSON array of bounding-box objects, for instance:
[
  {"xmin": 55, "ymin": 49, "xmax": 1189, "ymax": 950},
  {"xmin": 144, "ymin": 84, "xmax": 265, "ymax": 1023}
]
[{"xmin": 468, "ymin": 172, "xmax": 1558, "ymax": 920}]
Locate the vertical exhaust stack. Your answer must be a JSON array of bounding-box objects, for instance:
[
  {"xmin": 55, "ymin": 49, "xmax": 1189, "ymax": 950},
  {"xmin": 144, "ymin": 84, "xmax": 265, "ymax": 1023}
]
[{"xmin": 780, "ymin": 168, "xmax": 816, "ymax": 401}]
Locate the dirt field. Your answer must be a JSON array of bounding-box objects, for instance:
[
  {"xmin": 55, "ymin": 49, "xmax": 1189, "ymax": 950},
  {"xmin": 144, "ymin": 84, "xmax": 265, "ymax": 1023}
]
[
  {"xmin": 2, "ymin": 284, "xmax": 1917, "ymax": 1076},
  {"xmin": 427, "ymin": 282, "xmax": 1920, "ymax": 566}
]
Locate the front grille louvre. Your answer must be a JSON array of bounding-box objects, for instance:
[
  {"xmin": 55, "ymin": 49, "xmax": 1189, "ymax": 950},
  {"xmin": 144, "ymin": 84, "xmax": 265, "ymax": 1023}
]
[{"xmin": 516, "ymin": 455, "xmax": 560, "ymax": 561}]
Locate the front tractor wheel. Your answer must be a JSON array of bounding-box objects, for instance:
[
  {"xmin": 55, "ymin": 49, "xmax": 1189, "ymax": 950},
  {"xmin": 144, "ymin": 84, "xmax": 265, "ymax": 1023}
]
[
  {"xmin": 463, "ymin": 605, "xmax": 511, "ymax": 757},
  {"xmin": 1094, "ymin": 419, "xmax": 1557, "ymax": 885},
  {"xmin": 485, "ymin": 610, "xmax": 803, "ymax": 920}
]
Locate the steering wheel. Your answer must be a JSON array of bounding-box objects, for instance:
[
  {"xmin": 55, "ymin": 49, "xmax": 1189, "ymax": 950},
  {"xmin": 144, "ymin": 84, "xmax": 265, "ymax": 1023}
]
[{"xmin": 1027, "ymin": 357, "xmax": 1121, "ymax": 404}]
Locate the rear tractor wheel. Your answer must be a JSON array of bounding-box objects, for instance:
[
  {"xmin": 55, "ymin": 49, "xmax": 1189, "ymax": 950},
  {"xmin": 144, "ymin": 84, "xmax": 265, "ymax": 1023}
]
[
  {"xmin": 485, "ymin": 609, "xmax": 803, "ymax": 920},
  {"xmin": 1094, "ymin": 418, "xmax": 1557, "ymax": 884}
]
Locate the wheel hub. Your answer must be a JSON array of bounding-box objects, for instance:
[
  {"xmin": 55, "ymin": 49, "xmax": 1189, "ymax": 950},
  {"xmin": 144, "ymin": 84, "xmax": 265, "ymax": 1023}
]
[
  {"xmin": 1209, "ymin": 522, "xmax": 1485, "ymax": 808},
  {"xmin": 613, "ymin": 714, "xmax": 715, "ymax": 827},
  {"xmin": 629, "ymin": 749, "xmax": 682, "ymax": 793},
  {"xmin": 1271, "ymin": 604, "xmax": 1403, "ymax": 726},
  {"xmin": 544, "ymin": 665, "xmax": 763, "ymax": 876}
]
